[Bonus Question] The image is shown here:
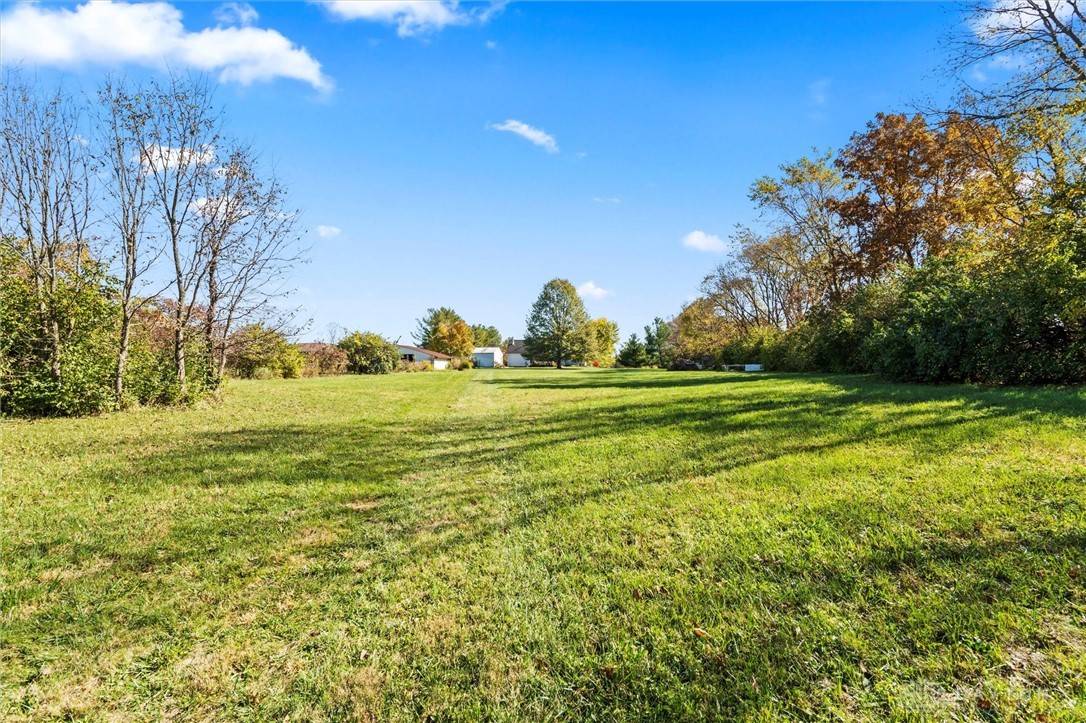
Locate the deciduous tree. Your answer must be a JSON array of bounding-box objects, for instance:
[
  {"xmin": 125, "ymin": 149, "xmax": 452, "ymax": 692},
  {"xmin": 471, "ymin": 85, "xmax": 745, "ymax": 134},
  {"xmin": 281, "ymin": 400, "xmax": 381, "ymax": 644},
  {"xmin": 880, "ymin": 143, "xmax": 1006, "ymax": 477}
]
[
  {"xmin": 831, "ymin": 113, "xmax": 1007, "ymax": 277},
  {"xmin": 673, "ymin": 298, "xmax": 734, "ymax": 360},
  {"xmin": 414, "ymin": 307, "xmax": 464, "ymax": 349},
  {"xmin": 524, "ymin": 279, "xmax": 592, "ymax": 368},
  {"xmin": 430, "ymin": 320, "xmax": 475, "ymax": 359},
  {"xmin": 586, "ymin": 317, "xmax": 620, "ymax": 366},
  {"xmin": 0, "ymin": 72, "xmax": 95, "ymax": 389}
]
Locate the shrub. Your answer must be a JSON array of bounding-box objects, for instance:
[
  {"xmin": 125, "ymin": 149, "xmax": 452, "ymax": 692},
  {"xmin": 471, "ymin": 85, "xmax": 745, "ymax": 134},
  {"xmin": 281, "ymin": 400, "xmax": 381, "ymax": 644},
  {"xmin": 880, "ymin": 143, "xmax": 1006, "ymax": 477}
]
[
  {"xmin": 450, "ymin": 357, "xmax": 474, "ymax": 371},
  {"xmin": 863, "ymin": 251, "xmax": 1086, "ymax": 384},
  {"xmin": 710, "ymin": 242, "xmax": 1086, "ymax": 385},
  {"xmin": 0, "ymin": 249, "xmax": 118, "ymax": 416},
  {"xmin": 302, "ymin": 344, "xmax": 348, "ymax": 377},
  {"xmin": 226, "ymin": 324, "xmax": 302, "ymax": 379},
  {"xmin": 400, "ymin": 360, "xmax": 434, "ymax": 373},
  {"xmin": 338, "ymin": 332, "xmax": 400, "ymax": 375},
  {"xmin": 277, "ymin": 345, "xmax": 305, "ymax": 379}
]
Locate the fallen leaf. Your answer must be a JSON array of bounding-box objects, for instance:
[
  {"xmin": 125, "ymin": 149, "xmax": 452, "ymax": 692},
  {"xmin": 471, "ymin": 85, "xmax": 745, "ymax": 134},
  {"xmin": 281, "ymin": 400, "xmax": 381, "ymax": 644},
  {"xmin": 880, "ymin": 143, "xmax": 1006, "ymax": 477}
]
[{"xmin": 693, "ymin": 628, "xmax": 709, "ymax": 638}]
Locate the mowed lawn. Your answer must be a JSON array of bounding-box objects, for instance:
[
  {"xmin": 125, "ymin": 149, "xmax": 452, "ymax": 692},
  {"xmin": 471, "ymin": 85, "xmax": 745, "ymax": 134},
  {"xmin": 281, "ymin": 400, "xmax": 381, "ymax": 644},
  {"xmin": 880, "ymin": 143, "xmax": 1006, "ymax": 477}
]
[{"xmin": 3, "ymin": 370, "xmax": 1085, "ymax": 721}]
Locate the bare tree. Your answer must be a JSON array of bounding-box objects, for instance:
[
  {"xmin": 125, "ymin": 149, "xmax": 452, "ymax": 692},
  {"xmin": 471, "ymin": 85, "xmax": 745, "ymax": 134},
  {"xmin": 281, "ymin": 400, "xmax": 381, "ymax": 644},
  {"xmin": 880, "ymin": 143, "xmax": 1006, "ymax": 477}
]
[
  {"xmin": 701, "ymin": 231, "xmax": 814, "ymax": 333},
  {"xmin": 956, "ymin": 0, "xmax": 1086, "ymax": 116},
  {"xmin": 0, "ymin": 72, "xmax": 95, "ymax": 385},
  {"xmin": 98, "ymin": 77, "xmax": 165, "ymax": 405},
  {"xmin": 135, "ymin": 75, "xmax": 221, "ymax": 396},
  {"xmin": 197, "ymin": 144, "xmax": 307, "ymax": 381}
]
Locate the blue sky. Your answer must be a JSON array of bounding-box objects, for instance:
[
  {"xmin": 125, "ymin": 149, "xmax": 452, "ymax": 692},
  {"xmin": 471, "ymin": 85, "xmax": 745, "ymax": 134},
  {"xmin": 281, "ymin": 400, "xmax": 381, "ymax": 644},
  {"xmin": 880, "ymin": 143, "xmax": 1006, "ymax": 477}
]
[{"xmin": 1, "ymin": 1, "xmax": 970, "ymax": 343}]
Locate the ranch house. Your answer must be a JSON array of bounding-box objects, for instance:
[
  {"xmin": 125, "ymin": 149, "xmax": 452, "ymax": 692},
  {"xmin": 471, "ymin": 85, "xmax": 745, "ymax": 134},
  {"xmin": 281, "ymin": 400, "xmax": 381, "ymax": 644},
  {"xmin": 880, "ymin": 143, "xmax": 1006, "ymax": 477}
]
[{"xmin": 397, "ymin": 344, "xmax": 452, "ymax": 370}]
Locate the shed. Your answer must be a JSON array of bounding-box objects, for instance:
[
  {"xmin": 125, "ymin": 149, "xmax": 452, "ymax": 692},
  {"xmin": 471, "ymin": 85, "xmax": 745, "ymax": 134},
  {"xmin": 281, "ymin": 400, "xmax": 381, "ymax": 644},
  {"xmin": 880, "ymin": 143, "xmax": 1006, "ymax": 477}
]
[{"xmin": 472, "ymin": 347, "xmax": 505, "ymax": 368}]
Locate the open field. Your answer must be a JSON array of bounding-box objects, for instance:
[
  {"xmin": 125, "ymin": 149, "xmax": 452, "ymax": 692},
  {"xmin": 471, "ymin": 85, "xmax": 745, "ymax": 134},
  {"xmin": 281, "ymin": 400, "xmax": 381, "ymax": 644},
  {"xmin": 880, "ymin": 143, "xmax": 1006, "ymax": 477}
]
[{"xmin": 3, "ymin": 369, "xmax": 1086, "ymax": 721}]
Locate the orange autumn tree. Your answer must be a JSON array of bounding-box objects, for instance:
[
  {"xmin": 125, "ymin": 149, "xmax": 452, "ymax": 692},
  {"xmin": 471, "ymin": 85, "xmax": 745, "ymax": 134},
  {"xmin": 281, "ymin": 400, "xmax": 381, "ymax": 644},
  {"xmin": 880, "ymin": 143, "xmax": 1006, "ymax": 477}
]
[{"xmin": 831, "ymin": 112, "xmax": 1011, "ymax": 279}]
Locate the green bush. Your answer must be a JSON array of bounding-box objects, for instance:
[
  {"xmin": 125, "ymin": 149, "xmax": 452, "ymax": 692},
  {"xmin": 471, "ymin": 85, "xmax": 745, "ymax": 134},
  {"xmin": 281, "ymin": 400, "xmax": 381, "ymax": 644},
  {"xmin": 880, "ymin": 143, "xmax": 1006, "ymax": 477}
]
[
  {"xmin": 226, "ymin": 324, "xmax": 303, "ymax": 379},
  {"xmin": 0, "ymin": 249, "xmax": 118, "ymax": 416},
  {"xmin": 277, "ymin": 345, "xmax": 305, "ymax": 379},
  {"xmin": 716, "ymin": 243, "xmax": 1086, "ymax": 385},
  {"xmin": 338, "ymin": 332, "xmax": 400, "ymax": 375},
  {"xmin": 865, "ymin": 251, "xmax": 1086, "ymax": 384}
]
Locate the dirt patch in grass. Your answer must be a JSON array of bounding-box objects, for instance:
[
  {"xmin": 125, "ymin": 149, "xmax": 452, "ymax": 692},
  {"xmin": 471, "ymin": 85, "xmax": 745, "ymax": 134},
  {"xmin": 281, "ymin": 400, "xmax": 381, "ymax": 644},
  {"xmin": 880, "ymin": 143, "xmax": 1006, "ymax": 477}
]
[{"xmin": 37, "ymin": 557, "xmax": 114, "ymax": 584}]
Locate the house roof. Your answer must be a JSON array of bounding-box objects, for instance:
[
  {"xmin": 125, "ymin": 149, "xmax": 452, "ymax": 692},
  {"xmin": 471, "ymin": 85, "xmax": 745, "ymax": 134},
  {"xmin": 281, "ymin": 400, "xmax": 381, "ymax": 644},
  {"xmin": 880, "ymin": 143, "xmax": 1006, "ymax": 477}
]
[
  {"xmin": 298, "ymin": 342, "xmax": 336, "ymax": 354},
  {"xmin": 505, "ymin": 339, "xmax": 527, "ymax": 355},
  {"xmin": 396, "ymin": 344, "xmax": 452, "ymax": 360},
  {"xmin": 473, "ymin": 347, "xmax": 504, "ymax": 355}
]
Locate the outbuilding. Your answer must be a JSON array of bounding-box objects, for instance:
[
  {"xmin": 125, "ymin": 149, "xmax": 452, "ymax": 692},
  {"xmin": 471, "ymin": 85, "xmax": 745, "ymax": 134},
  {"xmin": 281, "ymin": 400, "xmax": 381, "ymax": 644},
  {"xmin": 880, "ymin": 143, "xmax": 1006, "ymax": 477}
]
[
  {"xmin": 472, "ymin": 347, "xmax": 505, "ymax": 368},
  {"xmin": 397, "ymin": 344, "xmax": 452, "ymax": 370},
  {"xmin": 505, "ymin": 339, "xmax": 530, "ymax": 367}
]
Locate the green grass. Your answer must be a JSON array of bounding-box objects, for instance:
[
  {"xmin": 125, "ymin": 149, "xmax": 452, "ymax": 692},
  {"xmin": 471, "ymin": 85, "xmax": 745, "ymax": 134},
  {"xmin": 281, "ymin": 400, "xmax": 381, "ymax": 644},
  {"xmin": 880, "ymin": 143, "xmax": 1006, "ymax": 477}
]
[{"xmin": 3, "ymin": 369, "xmax": 1085, "ymax": 721}]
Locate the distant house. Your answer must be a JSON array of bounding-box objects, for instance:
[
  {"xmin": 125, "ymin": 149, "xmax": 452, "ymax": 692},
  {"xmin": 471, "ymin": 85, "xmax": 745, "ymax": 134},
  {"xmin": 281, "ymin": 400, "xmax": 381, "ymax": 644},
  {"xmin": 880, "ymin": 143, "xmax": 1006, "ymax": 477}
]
[
  {"xmin": 472, "ymin": 347, "xmax": 504, "ymax": 368},
  {"xmin": 505, "ymin": 339, "xmax": 530, "ymax": 367},
  {"xmin": 298, "ymin": 342, "xmax": 336, "ymax": 355},
  {"xmin": 397, "ymin": 344, "xmax": 452, "ymax": 370}
]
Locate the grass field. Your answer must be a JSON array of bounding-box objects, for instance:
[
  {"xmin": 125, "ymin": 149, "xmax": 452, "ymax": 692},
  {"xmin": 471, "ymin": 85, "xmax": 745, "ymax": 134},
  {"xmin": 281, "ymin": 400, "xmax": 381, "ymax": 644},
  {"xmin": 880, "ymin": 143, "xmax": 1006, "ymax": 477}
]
[{"xmin": 3, "ymin": 369, "xmax": 1085, "ymax": 721}]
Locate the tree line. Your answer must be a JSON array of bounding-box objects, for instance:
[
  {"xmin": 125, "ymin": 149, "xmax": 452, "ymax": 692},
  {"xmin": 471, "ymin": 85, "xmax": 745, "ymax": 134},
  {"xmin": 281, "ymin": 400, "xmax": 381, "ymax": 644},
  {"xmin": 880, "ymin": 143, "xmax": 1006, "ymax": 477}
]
[
  {"xmin": 0, "ymin": 72, "xmax": 305, "ymax": 415},
  {"xmin": 670, "ymin": 1, "xmax": 1086, "ymax": 384}
]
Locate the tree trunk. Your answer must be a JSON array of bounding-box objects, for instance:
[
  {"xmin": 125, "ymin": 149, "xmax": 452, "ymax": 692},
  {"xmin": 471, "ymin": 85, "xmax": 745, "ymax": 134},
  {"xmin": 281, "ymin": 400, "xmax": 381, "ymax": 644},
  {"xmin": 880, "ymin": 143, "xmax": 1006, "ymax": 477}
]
[
  {"xmin": 49, "ymin": 318, "xmax": 62, "ymax": 383},
  {"xmin": 205, "ymin": 258, "xmax": 219, "ymax": 387},
  {"xmin": 174, "ymin": 298, "xmax": 188, "ymax": 396},
  {"xmin": 115, "ymin": 313, "xmax": 131, "ymax": 406}
]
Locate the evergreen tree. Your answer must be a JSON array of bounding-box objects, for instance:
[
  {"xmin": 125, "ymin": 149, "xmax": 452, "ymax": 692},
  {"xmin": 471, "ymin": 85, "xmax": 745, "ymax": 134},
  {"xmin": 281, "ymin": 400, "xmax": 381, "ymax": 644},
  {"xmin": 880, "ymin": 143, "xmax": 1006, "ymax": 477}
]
[
  {"xmin": 617, "ymin": 334, "xmax": 649, "ymax": 368},
  {"xmin": 470, "ymin": 324, "xmax": 502, "ymax": 347},
  {"xmin": 644, "ymin": 317, "xmax": 676, "ymax": 367}
]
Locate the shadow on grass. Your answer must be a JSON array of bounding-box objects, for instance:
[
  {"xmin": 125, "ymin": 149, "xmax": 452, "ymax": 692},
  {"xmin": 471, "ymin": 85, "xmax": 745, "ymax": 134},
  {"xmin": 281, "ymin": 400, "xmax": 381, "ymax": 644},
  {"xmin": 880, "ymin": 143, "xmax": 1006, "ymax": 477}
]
[
  {"xmin": 10, "ymin": 371, "xmax": 1086, "ymax": 718},
  {"xmin": 87, "ymin": 371, "xmax": 1086, "ymax": 576}
]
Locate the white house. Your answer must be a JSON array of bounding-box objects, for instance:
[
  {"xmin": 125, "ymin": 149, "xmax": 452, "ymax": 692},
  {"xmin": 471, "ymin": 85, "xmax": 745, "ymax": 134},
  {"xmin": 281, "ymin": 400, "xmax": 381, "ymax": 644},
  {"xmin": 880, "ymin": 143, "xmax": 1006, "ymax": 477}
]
[
  {"xmin": 472, "ymin": 347, "xmax": 504, "ymax": 368},
  {"xmin": 505, "ymin": 339, "xmax": 530, "ymax": 367},
  {"xmin": 397, "ymin": 344, "xmax": 451, "ymax": 370}
]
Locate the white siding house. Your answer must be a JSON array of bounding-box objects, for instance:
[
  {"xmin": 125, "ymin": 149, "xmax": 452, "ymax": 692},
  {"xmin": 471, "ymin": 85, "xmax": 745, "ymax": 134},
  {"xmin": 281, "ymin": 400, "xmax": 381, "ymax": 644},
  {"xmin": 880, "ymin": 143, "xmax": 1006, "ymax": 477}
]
[
  {"xmin": 397, "ymin": 344, "xmax": 451, "ymax": 370},
  {"xmin": 505, "ymin": 340, "xmax": 530, "ymax": 367},
  {"xmin": 472, "ymin": 347, "xmax": 504, "ymax": 368}
]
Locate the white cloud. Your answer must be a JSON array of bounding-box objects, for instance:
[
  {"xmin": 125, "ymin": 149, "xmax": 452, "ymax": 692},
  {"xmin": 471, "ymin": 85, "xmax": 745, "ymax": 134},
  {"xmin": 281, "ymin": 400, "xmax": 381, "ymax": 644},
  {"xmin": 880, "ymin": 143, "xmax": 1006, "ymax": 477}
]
[
  {"xmin": 143, "ymin": 144, "xmax": 216, "ymax": 171},
  {"xmin": 486, "ymin": 40, "xmax": 498, "ymax": 50},
  {"xmin": 214, "ymin": 2, "xmax": 259, "ymax": 26},
  {"xmin": 971, "ymin": 0, "xmax": 1075, "ymax": 37},
  {"xmin": 592, "ymin": 197, "xmax": 621, "ymax": 205},
  {"xmin": 317, "ymin": 224, "xmax": 342, "ymax": 238},
  {"xmin": 1, "ymin": 1, "xmax": 330, "ymax": 91},
  {"xmin": 488, "ymin": 119, "xmax": 559, "ymax": 153},
  {"xmin": 577, "ymin": 281, "xmax": 612, "ymax": 300},
  {"xmin": 321, "ymin": 0, "xmax": 502, "ymax": 37},
  {"xmin": 682, "ymin": 230, "xmax": 728, "ymax": 253}
]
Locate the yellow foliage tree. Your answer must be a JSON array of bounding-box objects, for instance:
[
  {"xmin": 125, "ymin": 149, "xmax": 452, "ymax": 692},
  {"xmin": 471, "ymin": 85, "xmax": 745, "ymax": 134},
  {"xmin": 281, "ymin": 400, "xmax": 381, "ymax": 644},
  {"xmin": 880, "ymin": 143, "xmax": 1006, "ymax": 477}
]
[{"xmin": 429, "ymin": 320, "xmax": 474, "ymax": 359}]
